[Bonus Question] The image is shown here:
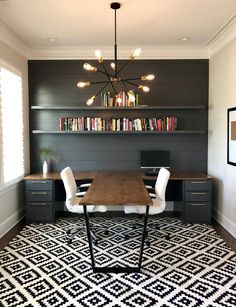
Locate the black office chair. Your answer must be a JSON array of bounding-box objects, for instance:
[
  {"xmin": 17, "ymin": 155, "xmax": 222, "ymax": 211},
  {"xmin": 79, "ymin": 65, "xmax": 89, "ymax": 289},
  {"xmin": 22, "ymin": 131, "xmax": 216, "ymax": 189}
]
[{"xmin": 124, "ymin": 167, "xmax": 170, "ymax": 246}]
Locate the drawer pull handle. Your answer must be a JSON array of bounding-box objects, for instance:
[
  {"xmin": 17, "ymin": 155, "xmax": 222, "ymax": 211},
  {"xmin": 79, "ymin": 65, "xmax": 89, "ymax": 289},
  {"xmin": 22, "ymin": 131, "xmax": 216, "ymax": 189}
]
[
  {"xmin": 31, "ymin": 192, "xmax": 48, "ymax": 195},
  {"xmin": 190, "ymin": 203, "xmax": 207, "ymax": 206},
  {"xmin": 190, "ymin": 181, "xmax": 207, "ymax": 184},
  {"xmin": 31, "ymin": 181, "xmax": 48, "ymax": 184},
  {"xmin": 31, "ymin": 202, "xmax": 48, "ymax": 206},
  {"xmin": 190, "ymin": 192, "xmax": 207, "ymax": 195}
]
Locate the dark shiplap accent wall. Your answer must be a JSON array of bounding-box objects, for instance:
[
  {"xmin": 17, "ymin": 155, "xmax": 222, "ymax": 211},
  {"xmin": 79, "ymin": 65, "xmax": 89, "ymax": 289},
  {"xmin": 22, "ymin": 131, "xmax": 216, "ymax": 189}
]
[{"xmin": 28, "ymin": 60, "xmax": 209, "ymax": 173}]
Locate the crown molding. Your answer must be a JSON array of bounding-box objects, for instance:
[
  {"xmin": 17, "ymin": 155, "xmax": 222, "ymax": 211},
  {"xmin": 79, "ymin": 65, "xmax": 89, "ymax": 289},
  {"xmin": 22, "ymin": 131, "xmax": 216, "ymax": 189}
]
[
  {"xmin": 0, "ymin": 19, "xmax": 29, "ymax": 58},
  {"xmin": 1, "ymin": 12, "xmax": 236, "ymax": 60},
  {"xmin": 28, "ymin": 45, "xmax": 209, "ymax": 60},
  {"xmin": 207, "ymin": 14, "xmax": 236, "ymax": 57}
]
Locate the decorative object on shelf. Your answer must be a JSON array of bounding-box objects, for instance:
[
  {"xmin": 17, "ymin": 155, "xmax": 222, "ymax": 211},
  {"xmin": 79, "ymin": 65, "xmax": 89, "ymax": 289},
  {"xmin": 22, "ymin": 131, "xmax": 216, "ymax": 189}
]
[
  {"xmin": 101, "ymin": 91, "xmax": 139, "ymax": 107},
  {"xmin": 38, "ymin": 147, "xmax": 59, "ymax": 175},
  {"xmin": 227, "ymin": 107, "xmax": 236, "ymax": 166},
  {"xmin": 76, "ymin": 2, "xmax": 155, "ymax": 106},
  {"xmin": 43, "ymin": 160, "xmax": 48, "ymax": 175}
]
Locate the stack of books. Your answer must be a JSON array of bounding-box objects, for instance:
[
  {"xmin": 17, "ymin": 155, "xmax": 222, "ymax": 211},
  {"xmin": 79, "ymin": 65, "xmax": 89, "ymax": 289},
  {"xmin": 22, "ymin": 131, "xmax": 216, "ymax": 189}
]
[{"xmin": 101, "ymin": 91, "xmax": 139, "ymax": 107}]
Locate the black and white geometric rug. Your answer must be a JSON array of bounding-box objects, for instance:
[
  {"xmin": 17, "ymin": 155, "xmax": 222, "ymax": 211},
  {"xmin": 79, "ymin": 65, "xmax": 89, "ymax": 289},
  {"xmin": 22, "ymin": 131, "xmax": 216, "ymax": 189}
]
[{"xmin": 0, "ymin": 216, "xmax": 235, "ymax": 307}]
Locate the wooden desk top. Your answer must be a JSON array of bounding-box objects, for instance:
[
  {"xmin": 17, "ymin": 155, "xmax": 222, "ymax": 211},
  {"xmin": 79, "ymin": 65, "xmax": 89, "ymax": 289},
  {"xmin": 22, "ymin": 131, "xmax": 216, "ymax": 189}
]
[
  {"xmin": 24, "ymin": 170, "xmax": 212, "ymax": 181},
  {"xmin": 80, "ymin": 171, "xmax": 153, "ymax": 206}
]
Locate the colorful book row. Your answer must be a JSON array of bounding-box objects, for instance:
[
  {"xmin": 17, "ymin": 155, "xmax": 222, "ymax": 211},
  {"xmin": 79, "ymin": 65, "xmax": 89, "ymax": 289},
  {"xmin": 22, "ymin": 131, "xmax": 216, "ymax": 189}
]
[{"xmin": 59, "ymin": 116, "xmax": 177, "ymax": 132}]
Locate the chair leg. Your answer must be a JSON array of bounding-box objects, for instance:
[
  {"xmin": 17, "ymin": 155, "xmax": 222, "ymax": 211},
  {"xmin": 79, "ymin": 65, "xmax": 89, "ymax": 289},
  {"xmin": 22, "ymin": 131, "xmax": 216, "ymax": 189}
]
[
  {"xmin": 90, "ymin": 223, "xmax": 109, "ymax": 236},
  {"xmin": 66, "ymin": 220, "xmax": 109, "ymax": 245},
  {"xmin": 125, "ymin": 216, "xmax": 170, "ymax": 245},
  {"xmin": 66, "ymin": 226, "xmax": 84, "ymax": 244}
]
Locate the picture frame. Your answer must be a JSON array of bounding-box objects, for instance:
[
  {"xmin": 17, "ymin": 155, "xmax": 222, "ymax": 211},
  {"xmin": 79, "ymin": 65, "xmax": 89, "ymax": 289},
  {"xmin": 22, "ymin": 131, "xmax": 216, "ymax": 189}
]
[{"xmin": 227, "ymin": 107, "xmax": 236, "ymax": 166}]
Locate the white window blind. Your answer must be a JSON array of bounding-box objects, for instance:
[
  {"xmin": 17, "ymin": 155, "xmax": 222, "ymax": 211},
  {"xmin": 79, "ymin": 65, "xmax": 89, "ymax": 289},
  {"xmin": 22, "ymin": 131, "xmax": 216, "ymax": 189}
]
[{"xmin": 0, "ymin": 66, "xmax": 24, "ymax": 185}]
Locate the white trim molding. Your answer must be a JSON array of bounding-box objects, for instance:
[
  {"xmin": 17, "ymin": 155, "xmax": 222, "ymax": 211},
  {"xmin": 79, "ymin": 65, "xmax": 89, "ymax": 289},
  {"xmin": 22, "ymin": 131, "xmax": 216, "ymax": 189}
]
[
  {"xmin": 213, "ymin": 208, "xmax": 236, "ymax": 238},
  {"xmin": 1, "ymin": 12, "xmax": 236, "ymax": 60},
  {"xmin": 0, "ymin": 208, "xmax": 25, "ymax": 239},
  {"xmin": 28, "ymin": 45, "xmax": 209, "ymax": 60},
  {"xmin": 0, "ymin": 19, "xmax": 29, "ymax": 58},
  {"xmin": 207, "ymin": 13, "xmax": 236, "ymax": 56}
]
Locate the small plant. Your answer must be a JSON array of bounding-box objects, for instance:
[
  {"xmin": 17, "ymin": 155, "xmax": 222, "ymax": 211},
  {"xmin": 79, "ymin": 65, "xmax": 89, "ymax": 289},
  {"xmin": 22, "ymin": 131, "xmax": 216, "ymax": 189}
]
[{"xmin": 39, "ymin": 147, "xmax": 59, "ymax": 162}]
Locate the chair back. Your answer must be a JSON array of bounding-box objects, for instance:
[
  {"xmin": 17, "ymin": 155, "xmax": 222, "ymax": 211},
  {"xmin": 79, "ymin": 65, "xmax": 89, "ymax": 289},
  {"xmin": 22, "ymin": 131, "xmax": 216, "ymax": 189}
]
[
  {"xmin": 155, "ymin": 167, "xmax": 170, "ymax": 210},
  {"xmin": 60, "ymin": 167, "xmax": 77, "ymax": 201}
]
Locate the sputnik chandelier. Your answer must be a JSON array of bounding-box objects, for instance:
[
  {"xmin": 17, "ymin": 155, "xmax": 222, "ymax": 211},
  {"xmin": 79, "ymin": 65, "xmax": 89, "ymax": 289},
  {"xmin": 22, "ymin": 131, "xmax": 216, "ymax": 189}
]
[{"xmin": 77, "ymin": 2, "xmax": 155, "ymax": 106}]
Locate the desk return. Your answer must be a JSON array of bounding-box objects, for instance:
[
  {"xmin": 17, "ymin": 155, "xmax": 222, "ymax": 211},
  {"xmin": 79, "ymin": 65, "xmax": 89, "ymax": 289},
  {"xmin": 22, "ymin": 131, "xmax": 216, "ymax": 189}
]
[{"xmin": 25, "ymin": 172, "xmax": 212, "ymax": 224}]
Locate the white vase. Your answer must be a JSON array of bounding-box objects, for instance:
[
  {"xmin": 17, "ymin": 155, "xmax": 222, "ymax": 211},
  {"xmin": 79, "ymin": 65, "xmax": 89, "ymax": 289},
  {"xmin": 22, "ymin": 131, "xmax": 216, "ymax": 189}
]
[{"xmin": 43, "ymin": 160, "xmax": 48, "ymax": 175}]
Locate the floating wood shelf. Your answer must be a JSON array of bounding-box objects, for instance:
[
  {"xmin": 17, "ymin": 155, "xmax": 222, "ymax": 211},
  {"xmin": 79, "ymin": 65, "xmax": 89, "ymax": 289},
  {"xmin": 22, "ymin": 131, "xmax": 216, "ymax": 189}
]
[
  {"xmin": 32, "ymin": 130, "xmax": 206, "ymax": 134},
  {"xmin": 31, "ymin": 105, "xmax": 207, "ymax": 110}
]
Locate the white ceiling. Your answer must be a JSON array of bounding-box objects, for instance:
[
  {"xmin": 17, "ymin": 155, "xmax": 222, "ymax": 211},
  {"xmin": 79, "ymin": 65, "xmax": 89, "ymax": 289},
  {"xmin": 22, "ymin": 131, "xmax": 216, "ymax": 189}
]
[{"xmin": 0, "ymin": 0, "xmax": 236, "ymax": 59}]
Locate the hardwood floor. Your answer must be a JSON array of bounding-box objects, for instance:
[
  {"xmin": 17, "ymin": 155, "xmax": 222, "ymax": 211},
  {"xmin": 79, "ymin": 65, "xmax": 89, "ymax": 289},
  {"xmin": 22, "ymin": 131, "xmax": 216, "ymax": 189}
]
[
  {"xmin": 212, "ymin": 219, "xmax": 236, "ymax": 252},
  {"xmin": 0, "ymin": 217, "xmax": 235, "ymax": 252},
  {"xmin": 0, "ymin": 219, "xmax": 26, "ymax": 250}
]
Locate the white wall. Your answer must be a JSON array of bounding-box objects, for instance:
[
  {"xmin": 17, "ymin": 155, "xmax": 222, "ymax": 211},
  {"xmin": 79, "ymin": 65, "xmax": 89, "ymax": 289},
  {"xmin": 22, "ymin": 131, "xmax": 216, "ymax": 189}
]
[
  {"xmin": 209, "ymin": 37, "xmax": 236, "ymax": 238},
  {"xmin": 0, "ymin": 40, "xmax": 29, "ymax": 238}
]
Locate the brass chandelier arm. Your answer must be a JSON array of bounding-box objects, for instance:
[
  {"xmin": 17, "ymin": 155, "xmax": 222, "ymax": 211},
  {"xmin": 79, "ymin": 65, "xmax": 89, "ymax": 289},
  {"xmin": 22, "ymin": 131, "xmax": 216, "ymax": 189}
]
[
  {"xmin": 116, "ymin": 59, "xmax": 132, "ymax": 75},
  {"xmin": 121, "ymin": 77, "xmax": 143, "ymax": 82},
  {"xmin": 124, "ymin": 80, "xmax": 150, "ymax": 92},
  {"xmin": 82, "ymin": 77, "xmax": 143, "ymax": 86},
  {"xmin": 124, "ymin": 80, "xmax": 140, "ymax": 88},
  {"xmin": 121, "ymin": 80, "xmax": 129, "ymax": 91},
  {"xmin": 97, "ymin": 68, "xmax": 115, "ymax": 78},
  {"xmin": 100, "ymin": 62, "xmax": 117, "ymax": 95},
  {"xmin": 95, "ymin": 82, "xmax": 110, "ymax": 97},
  {"xmin": 89, "ymin": 80, "xmax": 113, "ymax": 85}
]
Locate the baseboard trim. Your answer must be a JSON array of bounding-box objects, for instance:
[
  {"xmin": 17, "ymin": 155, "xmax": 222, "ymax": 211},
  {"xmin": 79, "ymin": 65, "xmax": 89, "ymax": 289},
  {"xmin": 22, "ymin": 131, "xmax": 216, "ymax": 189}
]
[
  {"xmin": 0, "ymin": 208, "xmax": 25, "ymax": 239},
  {"xmin": 213, "ymin": 208, "xmax": 236, "ymax": 238}
]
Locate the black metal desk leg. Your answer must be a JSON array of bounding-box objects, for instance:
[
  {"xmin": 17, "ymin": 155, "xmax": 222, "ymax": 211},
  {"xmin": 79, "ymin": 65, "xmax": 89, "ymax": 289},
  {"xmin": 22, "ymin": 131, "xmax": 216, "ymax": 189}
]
[
  {"xmin": 83, "ymin": 205, "xmax": 95, "ymax": 270},
  {"xmin": 138, "ymin": 205, "xmax": 149, "ymax": 270}
]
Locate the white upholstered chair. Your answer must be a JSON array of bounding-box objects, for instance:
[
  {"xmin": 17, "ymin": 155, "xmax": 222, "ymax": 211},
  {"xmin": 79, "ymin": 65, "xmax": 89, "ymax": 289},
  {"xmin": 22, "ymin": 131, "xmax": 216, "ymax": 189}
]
[
  {"xmin": 60, "ymin": 167, "xmax": 107, "ymax": 244},
  {"xmin": 124, "ymin": 167, "xmax": 170, "ymax": 245}
]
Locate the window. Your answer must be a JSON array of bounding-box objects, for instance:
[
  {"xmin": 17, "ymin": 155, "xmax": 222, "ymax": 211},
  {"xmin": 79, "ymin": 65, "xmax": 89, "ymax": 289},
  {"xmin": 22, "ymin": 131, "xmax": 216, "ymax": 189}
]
[{"xmin": 0, "ymin": 64, "xmax": 24, "ymax": 185}]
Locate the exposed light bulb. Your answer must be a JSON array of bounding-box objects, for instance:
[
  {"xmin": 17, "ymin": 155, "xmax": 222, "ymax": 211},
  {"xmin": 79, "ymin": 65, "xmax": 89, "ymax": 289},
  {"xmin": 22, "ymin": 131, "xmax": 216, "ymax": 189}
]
[
  {"xmin": 95, "ymin": 50, "xmax": 103, "ymax": 62},
  {"xmin": 130, "ymin": 48, "xmax": 141, "ymax": 60},
  {"xmin": 139, "ymin": 85, "xmax": 150, "ymax": 92},
  {"xmin": 141, "ymin": 74, "xmax": 155, "ymax": 81},
  {"xmin": 86, "ymin": 95, "xmax": 96, "ymax": 106},
  {"xmin": 110, "ymin": 62, "xmax": 116, "ymax": 70},
  {"xmin": 77, "ymin": 82, "xmax": 90, "ymax": 88},
  {"xmin": 83, "ymin": 63, "xmax": 97, "ymax": 72}
]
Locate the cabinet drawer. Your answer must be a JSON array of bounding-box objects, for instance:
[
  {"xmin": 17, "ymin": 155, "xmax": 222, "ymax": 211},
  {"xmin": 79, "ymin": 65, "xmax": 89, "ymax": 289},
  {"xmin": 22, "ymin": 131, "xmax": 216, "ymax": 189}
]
[
  {"xmin": 26, "ymin": 180, "xmax": 52, "ymax": 191},
  {"xmin": 185, "ymin": 202, "xmax": 211, "ymax": 223},
  {"xmin": 185, "ymin": 180, "xmax": 211, "ymax": 191},
  {"xmin": 185, "ymin": 191, "xmax": 211, "ymax": 202},
  {"xmin": 27, "ymin": 202, "xmax": 53, "ymax": 223},
  {"xmin": 26, "ymin": 190, "xmax": 53, "ymax": 202}
]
